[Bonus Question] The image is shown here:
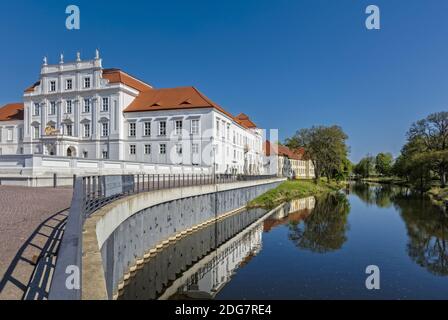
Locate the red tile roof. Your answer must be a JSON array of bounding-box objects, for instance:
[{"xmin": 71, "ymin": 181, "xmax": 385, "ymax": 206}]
[
  {"xmin": 123, "ymin": 86, "xmax": 236, "ymax": 120},
  {"xmin": 0, "ymin": 103, "xmax": 24, "ymax": 121},
  {"xmin": 24, "ymin": 81, "xmax": 40, "ymax": 93},
  {"xmin": 102, "ymin": 68, "xmax": 153, "ymax": 92},
  {"xmin": 234, "ymin": 113, "xmax": 257, "ymax": 129},
  {"xmin": 263, "ymin": 141, "xmax": 305, "ymax": 160}
]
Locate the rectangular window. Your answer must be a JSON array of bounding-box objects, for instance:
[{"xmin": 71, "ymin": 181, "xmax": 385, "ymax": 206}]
[
  {"xmin": 34, "ymin": 126, "xmax": 40, "ymax": 139},
  {"xmin": 50, "ymin": 102, "xmax": 56, "ymax": 115},
  {"xmin": 129, "ymin": 122, "xmax": 136, "ymax": 137},
  {"xmin": 144, "ymin": 122, "xmax": 151, "ymax": 136},
  {"xmin": 129, "ymin": 144, "xmax": 136, "ymax": 155},
  {"xmin": 66, "ymin": 79, "xmax": 73, "ymax": 90},
  {"xmin": 216, "ymin": 120, "xmax": 220, "ymax": 136},
  {"xmin": 84, "ymin": 77, "xmax": 91, "ymax": 88},
  {"xmin": 175, "ymin": 120, "xmax": 183, "ymax": 135},
  {"xmin": 66, "ymin": 124, "xmax": 73, "ymax": 136},
  {"xmin": 227, "ymin": 124, "xmax": 230, "ymax": 140},
  {"xmin": 102, "ymin": 151, "xmax": 108, "ymax": 159},
  {"xmin": 66, "ymin": 100, "xmax": 72, "ymax": 114},
  {"xmin": 7, "ymin": 128, "xmax": 13, "ymax": 141},
  {"xmin": 222, "ymin": 120, "xmax": 225, "ymax": 139},
  {"xmin": 192, "ymin": 143, "xmax": 199, "ymax": 154},
  {"xmin": 50, "ymin": 81, "xmax": 56, "ymax": 92},
  {"xmin": 101, "ymin": 123, "xmax": 109, "ymax": 137},
  {"xmin": 159, "ymin": 121, "xmax": 166, "ymax": 136},
  {"xmin": 176, "ymin": 144, "xmax": 182, "ymax": 154},
  {"xmin": 84, "ymin": 99, "xmax": 90, "ymax": 113},
  {"xmin": 159, "ymin": 144, "xmax": 166, "ymax": 154},
  {"xmin": 102, "ymin": 97, "xmax": 109, "ymax": 112},
  {"xmin": 83, "ymin": 124, "xmax": 90, "ymax": 137},
  {"xmin": 191, "ymin": 119, "xmax": 199, "ymax": 135},
  {"xmin": 34, "ymin": 103, "xmax": 40, "ymax": 116},
  {"xmin": 144, "ymin": 144, "xmax": 151, "ymax": 155}
]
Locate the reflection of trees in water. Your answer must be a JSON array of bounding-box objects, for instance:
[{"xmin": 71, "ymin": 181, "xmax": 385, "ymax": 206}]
[
  {"xmin": 288, "ymin": 193, "xmax": 350, "ymax": 253},
  {"xmin": 351, "ymin": 183, "xmax": 402, "ymax": 208},
  {"xmin": 353, "ymin": 182, "xmax": 448, "ymax": 276},
  {"xmin": 392, "ymin": 194, "xmax": 448, "ymax": 276}
]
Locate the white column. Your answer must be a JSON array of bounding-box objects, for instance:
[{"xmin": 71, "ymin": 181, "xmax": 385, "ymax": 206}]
[
  {"xmin": 41, "ymin": 101, "xmax": 47, "ymax": 136},
  {"xmin": 74, "ymin": 98, "xmax": 80, "ymax": 137}
]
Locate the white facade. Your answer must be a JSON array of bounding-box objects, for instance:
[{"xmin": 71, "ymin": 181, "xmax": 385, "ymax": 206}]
[
  {"xmin": 0, "ymin": 51, "xmax": 265, "ymax": 175},
  {"xmin": 121, "ymin": 108, "xmax": 264, "ymax": 175},
  {"xmin": 0, "ymin": 119, "xmax": 23, "ymax": 155}
]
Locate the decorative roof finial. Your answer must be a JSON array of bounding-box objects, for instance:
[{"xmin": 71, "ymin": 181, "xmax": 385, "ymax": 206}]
[
  {"xmin": 76, "ymin": 51, "xmax": 81, "ymax": 62},
  {"xmin": 60, "ymin": 53, "xmax": 64, "ymax": 64},
  {"xmin": 95, "ymin": 48, "xmax": 100, "ymax": 60},
  {"xmin": 43, "ymin": 56, "xmax": 48, "ymax": 66}
]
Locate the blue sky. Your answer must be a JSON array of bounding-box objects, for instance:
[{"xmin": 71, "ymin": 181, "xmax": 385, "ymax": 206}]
[{"xmin": 1, "ymin": 0, "xmax": 447, "ymax": 162}]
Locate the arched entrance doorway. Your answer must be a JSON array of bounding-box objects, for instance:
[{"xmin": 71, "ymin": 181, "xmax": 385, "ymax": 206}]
[{"xmin": 67, "ymin": 146, "xmax": 77, "ymax": 157}]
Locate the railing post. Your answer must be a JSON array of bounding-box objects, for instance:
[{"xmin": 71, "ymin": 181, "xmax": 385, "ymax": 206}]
[
  {"xmin": 98, "ymin": 176, "xmax": 102, "ymax": 198},
  {"xmin": 53, "ymin": 173, "xmax": 57, "ymax": 188},
  {"xmin": 92, "ymin": 176, "xmax": 97, "ymax": 198}
]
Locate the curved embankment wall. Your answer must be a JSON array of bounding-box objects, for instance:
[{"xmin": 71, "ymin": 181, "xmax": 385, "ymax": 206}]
[{"xmin": 82, "ymin": 178, "xmax": 284, "ymax": 299}]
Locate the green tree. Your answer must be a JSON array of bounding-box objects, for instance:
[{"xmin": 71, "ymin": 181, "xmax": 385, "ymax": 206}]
[
  {"xmin": 408, "ymin": 111, "xmax": 448, "ymax": 187},
  {"xmin": 375, "ymin": 152, "xmax": 393, "ymax": 176},
  {"xmin": 285, "ymin": 125, "xmax": 349, "ymax": 182},
  {"xmin": 392, "ymin": 137, "xmax": 433, "ymax": 191},
  {"xmin": 353, "ymin": 154, "xmax": 375, "ymax": 178}
]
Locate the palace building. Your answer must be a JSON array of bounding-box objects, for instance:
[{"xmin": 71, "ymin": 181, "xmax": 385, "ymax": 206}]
[
  {"xmin": 263, "ymin": 140, "xmax": 315, "ymax": 179},
  {"xmin": 0, "ymin": 51, "xmax": 264, "ymax": 176}
]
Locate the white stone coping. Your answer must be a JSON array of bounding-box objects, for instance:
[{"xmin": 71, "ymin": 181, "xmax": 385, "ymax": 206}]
[{"xmin": 81, "ymin": 177, "xmax": 285, "ymax": 300}]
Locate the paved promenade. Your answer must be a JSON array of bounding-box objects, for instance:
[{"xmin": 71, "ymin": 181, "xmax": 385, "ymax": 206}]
[{"xmin": 0, "ymin": 186, "xmax": 73, "ymax": 300}]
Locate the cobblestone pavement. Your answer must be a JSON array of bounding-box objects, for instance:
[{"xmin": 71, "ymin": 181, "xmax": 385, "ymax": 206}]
[{"xmin": 0, "ymin": 186, "xmax": 73, "ymax": 300}]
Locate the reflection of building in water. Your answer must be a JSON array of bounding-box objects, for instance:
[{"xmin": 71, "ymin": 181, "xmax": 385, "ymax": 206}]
[
  {"xmin": 264, "ymin": 197, "xmax": 315, "ymax": 232},
  {"xmin": 173, "ymin": 225, "xmax": 263, "ymax": 299},
  {"xmin": 118, "ymin": 207, "xmax": 267, "ymax": 300}
]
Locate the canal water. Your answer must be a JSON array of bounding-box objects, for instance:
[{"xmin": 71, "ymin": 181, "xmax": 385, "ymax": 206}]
[{"xmin": 120, "ymin": 183, "xmax": 448, "ymax": 300}]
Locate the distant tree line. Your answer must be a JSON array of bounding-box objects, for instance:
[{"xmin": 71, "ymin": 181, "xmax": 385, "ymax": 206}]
[
  {"xmin": 353, "ymin": 152, "xmax": 393, "ymax": 178},
  {"xmin": 354, "ymin": 111, "xmax": 448, "ymax": 191}
]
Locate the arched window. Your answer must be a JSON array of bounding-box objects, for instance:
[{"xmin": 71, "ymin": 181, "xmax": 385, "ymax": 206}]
[{"xmin": 67, "ymin": 146, "xmax": 76, "ymax": 157}]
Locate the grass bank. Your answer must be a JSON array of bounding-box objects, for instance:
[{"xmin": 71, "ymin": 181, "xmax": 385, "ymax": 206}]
[
  {"xmin": 360, "ymin": 176, "xmax": 408, "ymax": 186},
  {"xmin": 248, "ymin": 179, "xmax": 342, "ymax": 209}
]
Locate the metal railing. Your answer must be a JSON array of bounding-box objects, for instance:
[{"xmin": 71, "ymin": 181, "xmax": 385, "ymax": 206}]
[
  {"xmin": 82, "ymin": 174, "xmax": 276, "ymax": 217},
  {"xmin": 48, "ymin": 173, "xmax": 276, "ymax": 300}
]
